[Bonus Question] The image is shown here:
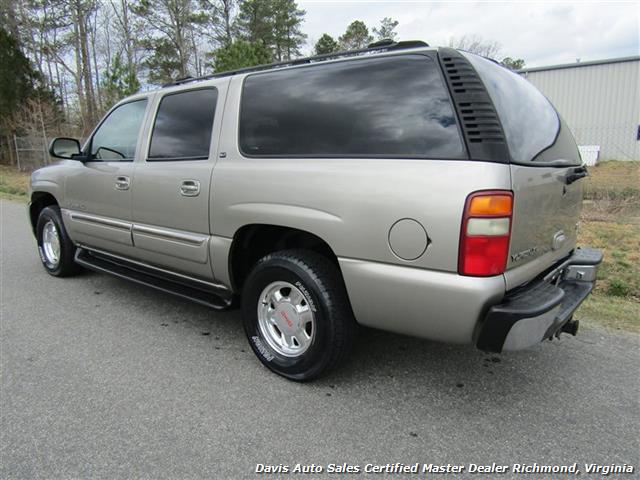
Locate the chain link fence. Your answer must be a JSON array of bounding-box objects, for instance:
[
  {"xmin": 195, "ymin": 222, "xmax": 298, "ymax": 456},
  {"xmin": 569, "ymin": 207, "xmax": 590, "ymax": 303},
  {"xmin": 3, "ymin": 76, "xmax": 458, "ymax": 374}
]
[
  {"xmin": 1, "ymin": 135, "xmax": 86, "ymax": 172},
  {"xmin": 13, "ymin": 135, "xmax": 51, "ymax": 171}
]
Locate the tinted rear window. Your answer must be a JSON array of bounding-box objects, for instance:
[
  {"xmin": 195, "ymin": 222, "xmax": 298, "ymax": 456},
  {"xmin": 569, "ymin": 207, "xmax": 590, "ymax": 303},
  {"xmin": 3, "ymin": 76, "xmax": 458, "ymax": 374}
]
[
  {"xmin": 148, "ymin": 88, "xmax": 218, "ymax": 161},
  {"xmin": 239, "ymin": 55, "xmax": 466, "ymax": 159},
  {"xmin": 462, "ymin": 52, "xmax": 560, "ymax": 164}
]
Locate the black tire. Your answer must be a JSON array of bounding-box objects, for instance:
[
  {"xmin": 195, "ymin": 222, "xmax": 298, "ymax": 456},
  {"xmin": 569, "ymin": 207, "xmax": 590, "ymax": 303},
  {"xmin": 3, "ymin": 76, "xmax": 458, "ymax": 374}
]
[
  {"xmin": 241, "ymin": 249, "xmax": 356, "ymax": 381},
  {"xmin": 36, "ymin": 205, "xmax": 81, "ymax": 277}
]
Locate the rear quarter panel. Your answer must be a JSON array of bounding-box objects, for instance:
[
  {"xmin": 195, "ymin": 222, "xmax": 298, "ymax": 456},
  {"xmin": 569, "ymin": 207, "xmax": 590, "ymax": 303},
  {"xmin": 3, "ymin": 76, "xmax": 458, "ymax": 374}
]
[{"xmin": 210, "ymin": 76, "xmax": 512, "ymax": 283}]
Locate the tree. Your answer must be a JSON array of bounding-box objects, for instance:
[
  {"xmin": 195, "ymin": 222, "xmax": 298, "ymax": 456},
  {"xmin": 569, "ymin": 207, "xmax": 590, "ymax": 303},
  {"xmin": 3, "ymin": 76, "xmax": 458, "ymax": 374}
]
[
  {"xmin": 501, "ymin": 57, "xmax": 526, "ymax": 71},
  {"xmin": 108, "ymin": 0, "xmax": 145, "ymax": 80},
  {"xmin": 314, "ymin": 33, "xmax": 339, "ymax": 55},
  {"xmin": 0, "ymin": 0, "xmax": 20, "ymax": 40},
  {"xmin": 235, "ymin": 0, "xmax": 306, "ymax": 61},
  {"xmin": 339, "ymin": 20, "xmax": 372, "ymax": 50},
  {"xmin": 448, "ymin": 34, "xmax": 501, "ymax": 59},
  {"xmin": 372, "ymin": 17, "xmax": 398, "ymax": 41},
  {"xmin": 72, "ymin": 0, "xmax": 99, "ymax": 127},
  {"xmin": 141, "ymin": 37, "xmax": 183, "ymax": 85},
  {"xmin": 131, "ymin": 0, "xmax": 208, "ymax": 81},
  {"xmin": 101, "ymin": 53, "xmax": 140, "ymax": 107},
  {"xmin": 0, "ymin": 28, "xmax": 60, "ymax": 165},
  {"xmin": 200, "ymin": 0, "xmax": 236, "ymax": 46},
  {"xmin": 235, "ymin": 0, "xmax": 273, "ymax": 46},
  {"xmin": 210, "ymin": 39, "xmax": 271, "ymax": 72},
  {"xmin": 271, "ymin": 0, "xmax": 306, "ymax": 61},
  {"xmin": 0, "ymin": 29, "xmax": 40, "ymax": 131}
]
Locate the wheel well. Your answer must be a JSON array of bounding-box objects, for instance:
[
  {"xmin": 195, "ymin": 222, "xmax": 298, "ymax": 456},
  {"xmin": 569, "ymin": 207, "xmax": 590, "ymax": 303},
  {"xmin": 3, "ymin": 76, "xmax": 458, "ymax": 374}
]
[
  {"xmin": 229, "ymin": 225, "xmax": 339, "ymax": 291},
  {"xmin": 29, "ymin": 192, "xmax": 59, "ymax": 234}
]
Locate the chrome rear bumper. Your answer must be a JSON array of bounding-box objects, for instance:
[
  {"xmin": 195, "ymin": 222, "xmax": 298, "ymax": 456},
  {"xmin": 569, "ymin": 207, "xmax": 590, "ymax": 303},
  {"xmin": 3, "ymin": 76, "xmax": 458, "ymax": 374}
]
[{"xmin": 476, "ymin": 247, "xmax": 603, "ymax": 352}]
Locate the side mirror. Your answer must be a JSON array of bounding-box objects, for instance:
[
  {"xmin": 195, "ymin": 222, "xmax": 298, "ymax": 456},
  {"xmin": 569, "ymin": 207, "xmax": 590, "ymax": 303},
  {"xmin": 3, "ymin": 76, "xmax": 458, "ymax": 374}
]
[{"xmin": 49, "ymin": 137, "xmax": 82, "ymax": 160}]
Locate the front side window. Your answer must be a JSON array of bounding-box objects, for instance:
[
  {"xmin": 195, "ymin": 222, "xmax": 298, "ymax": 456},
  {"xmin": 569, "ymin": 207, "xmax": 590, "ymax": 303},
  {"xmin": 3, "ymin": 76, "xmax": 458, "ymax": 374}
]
[
  {"xmin": 239, "ymin": 55, "xmax": 466, "ymax": 159},
  {"xmin": 90, "ymin": 99, "xmax": 147, "ymax": 161},
  {"xmin": 462, "ymin": 52, "xmax": 561, "ymax": 164},
  {"xmin": 148, "ymin": 88, "xmax": 218, "ymax": 161}
]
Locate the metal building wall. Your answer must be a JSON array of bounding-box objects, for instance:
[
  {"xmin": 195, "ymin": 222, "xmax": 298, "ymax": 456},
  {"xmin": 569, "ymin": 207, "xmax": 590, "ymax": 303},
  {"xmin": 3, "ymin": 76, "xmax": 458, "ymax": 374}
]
[{"xmin": 520, "ymin": 58, "xmax": 639, "ymax": 160}]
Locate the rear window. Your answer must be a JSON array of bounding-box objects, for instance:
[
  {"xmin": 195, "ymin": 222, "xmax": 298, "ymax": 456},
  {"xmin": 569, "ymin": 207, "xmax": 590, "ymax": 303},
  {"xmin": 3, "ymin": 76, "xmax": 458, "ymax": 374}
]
[
  {"xmin": 462, "ymin": 52, "xmax": 560, "ymax": 164},
  {"xmin": 239, "ymin": 55, "xmax": 466, "ymax": 159},
  {"xmin": 148, "ymin": 88, "xmax": 218, "ymax": 161}
]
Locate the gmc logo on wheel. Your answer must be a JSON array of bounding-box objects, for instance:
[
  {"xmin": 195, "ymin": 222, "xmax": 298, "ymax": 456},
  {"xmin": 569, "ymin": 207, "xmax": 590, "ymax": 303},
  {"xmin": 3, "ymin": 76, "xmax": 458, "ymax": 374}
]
[{"xmin": 280, "ymin": 311, "xmax": 293, "ymax": 328}]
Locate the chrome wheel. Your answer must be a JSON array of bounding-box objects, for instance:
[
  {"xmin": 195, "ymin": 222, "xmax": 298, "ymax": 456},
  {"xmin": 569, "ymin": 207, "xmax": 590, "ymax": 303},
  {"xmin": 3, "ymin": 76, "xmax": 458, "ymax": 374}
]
[
  {"xmin": 41, "ymin": 220, "xmax": 61, "ymax": 268},
  {"xmin": 257, "ymin": 281, "xmax": 315, "ymax": 357}
]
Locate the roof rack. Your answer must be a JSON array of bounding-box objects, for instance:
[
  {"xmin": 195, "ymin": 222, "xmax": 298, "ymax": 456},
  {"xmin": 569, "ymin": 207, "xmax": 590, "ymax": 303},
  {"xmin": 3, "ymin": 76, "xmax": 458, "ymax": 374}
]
[{"xmin": 162, "ymin": 40, "xmax": 430, "ymax": 87}]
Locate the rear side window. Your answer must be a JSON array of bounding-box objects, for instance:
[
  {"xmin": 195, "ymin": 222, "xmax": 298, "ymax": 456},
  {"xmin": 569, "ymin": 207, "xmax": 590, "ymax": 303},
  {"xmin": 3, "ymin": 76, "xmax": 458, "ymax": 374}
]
[
  {"xmin": 239, "ymin": 55, "xmax": 466, "ymax": 159},
  {"xmin": 462, "ymin": 52, "xmax": 560, "ymax": 164},
  {"xmin": 148, "ymin": 88, "xmax": 218, "ymax": 161}
]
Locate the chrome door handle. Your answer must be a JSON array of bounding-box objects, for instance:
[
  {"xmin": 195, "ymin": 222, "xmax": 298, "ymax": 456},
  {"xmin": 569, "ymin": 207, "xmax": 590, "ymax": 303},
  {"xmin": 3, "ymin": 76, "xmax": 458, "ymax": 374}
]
[
  {"xmin": 180, "ymin": 180, "xmax": 200, "ymax": 197},
  {"xmin": 115, "ymin": 176, "xmax": 130, "ymax": 190}
]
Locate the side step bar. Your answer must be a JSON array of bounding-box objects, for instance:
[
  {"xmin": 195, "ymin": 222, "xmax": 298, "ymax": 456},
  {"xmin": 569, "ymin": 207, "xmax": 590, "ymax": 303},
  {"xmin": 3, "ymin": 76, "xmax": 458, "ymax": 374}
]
[{"xmin": 74, "ymin": 248, "xmax": 234, "ymax": 310}]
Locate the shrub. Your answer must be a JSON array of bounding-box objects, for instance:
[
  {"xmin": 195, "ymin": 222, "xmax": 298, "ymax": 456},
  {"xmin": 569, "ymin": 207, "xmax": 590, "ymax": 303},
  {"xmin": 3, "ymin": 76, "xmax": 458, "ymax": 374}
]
[{"xmin": 607, "ymin": 279, "xmax": 631, "ymax": 297}]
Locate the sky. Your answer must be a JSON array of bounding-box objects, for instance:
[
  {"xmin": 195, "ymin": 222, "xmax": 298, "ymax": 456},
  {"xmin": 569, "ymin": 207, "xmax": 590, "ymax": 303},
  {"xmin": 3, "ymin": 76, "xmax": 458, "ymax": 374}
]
[{"xmin": 298, "ymin": 1, "xmax": 640, "ymax": 67}]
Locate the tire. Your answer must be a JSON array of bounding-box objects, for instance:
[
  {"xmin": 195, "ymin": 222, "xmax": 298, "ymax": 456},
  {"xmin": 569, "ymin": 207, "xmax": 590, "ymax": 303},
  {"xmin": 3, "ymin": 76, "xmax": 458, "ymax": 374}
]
[
  {"xmin": 36, "ymin": 205, "xmax": 81, "ymax": 277},
  {"xmin": 242, "ymin": 249, "xmax": 355, "ymax": 381}
]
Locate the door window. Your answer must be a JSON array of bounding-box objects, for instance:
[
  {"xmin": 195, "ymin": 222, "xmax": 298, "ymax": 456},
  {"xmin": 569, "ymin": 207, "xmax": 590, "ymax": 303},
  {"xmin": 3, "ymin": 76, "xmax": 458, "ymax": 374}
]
[
  {"xmin": 148, "ymin": 88, "xmax": 218, "ymax": 161},
  {"xmin": 90, "ymin": 99, "xmax": 147, "ymax": 161}
]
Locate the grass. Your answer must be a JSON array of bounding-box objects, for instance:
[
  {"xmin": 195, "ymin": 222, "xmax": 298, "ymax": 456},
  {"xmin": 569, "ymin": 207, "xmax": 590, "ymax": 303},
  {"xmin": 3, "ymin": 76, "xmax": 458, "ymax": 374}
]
[
  {"xmin": 575, "ymin": 160, "xmax": 640, "ymax": 332},
  {"xmin": 1, "ymin": 160, "xmax": 638, "ymax": 331},
  {"xmin": 0, "ymin": 165, "xmax": 30, "ymax": 201},
  {"xmin": 576, "ymin": 220, "xmax": 639, "ymax": 332},
  {"xmin": 583, "ymin": 160, "xmax": 640, "ymax": 201}
]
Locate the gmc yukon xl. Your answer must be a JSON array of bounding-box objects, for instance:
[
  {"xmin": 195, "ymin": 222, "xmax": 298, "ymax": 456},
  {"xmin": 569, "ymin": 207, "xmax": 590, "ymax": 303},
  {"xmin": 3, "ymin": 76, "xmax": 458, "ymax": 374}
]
[{"xmin": 29, "ymin": 41, "xmax": 602, "ymax": 380}]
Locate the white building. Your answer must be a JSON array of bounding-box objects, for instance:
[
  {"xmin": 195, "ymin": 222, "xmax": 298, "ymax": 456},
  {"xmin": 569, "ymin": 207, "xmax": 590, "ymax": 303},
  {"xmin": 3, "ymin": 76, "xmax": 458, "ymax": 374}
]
[{"xmin": 519, "ymin": 56, "xmax": 639, "ymax": 161}]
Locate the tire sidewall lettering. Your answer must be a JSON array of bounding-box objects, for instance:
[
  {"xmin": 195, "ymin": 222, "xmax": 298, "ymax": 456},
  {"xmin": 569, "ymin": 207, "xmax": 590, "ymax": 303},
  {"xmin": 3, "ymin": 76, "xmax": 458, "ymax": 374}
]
[
  {"xmin": 243, "ymin": 259, "xmax": 331, "ymax": 377},
  {"xmin": 294, "ymin": 280, "xmax": 317, "ymax": 313},
  {"xmin": 251, "ymin": 335, "xmax": 275, "ymax": 362}
]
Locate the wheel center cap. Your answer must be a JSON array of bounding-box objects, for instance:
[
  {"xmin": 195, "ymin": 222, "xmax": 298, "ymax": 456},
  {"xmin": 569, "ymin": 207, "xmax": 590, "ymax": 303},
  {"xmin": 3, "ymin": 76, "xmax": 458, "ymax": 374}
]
[{"xmin": 275, "ymin": 304, "xmax": 298, "ymax": 333}]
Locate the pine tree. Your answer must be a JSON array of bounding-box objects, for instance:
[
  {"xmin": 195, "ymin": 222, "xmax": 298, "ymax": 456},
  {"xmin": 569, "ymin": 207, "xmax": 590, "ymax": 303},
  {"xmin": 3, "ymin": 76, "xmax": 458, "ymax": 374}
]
[
  {"xmin": 338, "ymin": 20, "xmax": 372, "ymax": 50},
  {"xmin": 140, "ymin": 37, "xmax": 183, "ymax": 85},
  {"xmin": 314, "ymin": 33, "xmax": 339, "ymax": 55},
  {"xmin": 0, "ymin": 29, "xmax": 37, "ymax": 126},
  {"xmin": 235, "ymin": 0, "xmax": 306, "ymax": 61},
  {"xmin": 200, "ymin": 0, "xmax": 237, "ymax": 46},
  {"xmin": 131, "ymin": 0, "xmax": 208, "ymax": 81},
  {"xmin": 271, "ymin": 0, "xmax": 306, "ymax": 61},
  {"xmin": 235, "ymin": 0, "xmax": 273, "ymax": 46},
  {"xmin": 101, "ymin": 53, "xmax": 140, "ymax": 107},
  {"xmin": 211, "ymin": 40, "xmax": 272, "ymax": 72},
  {"xmin": 372, "ymin": 17, "xmax": 399, "ymax": 41}
]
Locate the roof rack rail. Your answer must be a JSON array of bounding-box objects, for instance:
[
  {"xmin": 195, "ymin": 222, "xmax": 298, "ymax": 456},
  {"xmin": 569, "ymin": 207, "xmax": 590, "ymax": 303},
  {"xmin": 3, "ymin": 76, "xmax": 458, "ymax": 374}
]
[
  {"xmin": 162, "ymin": 40, "xmax": 430, "ymax": 87},
  {"xmin": 162, "ymin": 75, "xmax": 194, "ymax": 88}
]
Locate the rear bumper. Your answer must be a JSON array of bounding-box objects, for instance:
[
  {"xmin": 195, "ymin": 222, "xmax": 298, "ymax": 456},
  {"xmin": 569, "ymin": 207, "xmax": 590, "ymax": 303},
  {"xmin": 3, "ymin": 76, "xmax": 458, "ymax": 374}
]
[
  {"xmin": 338, "ymin": 257, "xmax": 505, "ymax": 344},
  {"xmin": 477, "ymin": 247, "xmax": 603, "ymax": 352}
]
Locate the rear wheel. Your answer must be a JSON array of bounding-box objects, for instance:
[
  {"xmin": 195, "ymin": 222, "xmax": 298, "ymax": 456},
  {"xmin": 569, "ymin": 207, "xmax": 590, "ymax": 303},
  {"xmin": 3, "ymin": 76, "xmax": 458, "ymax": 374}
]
[
  {"xmin": 242, "ymin": 249, "xmax": 355, "ymax": 381},
  {"xmin": 36, "ymin": 206, "xmax": 81, "ymax": 277}
]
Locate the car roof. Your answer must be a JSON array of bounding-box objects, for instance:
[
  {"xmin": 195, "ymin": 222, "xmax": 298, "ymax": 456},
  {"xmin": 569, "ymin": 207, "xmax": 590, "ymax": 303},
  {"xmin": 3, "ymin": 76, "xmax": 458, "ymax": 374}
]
[{"xmin": 163, "ymin": 40, "xmax": 435, "ymax": 87}]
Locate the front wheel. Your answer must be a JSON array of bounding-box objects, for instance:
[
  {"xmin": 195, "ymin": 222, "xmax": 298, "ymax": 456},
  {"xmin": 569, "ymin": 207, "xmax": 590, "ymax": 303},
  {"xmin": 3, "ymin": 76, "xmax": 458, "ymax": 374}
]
[
  {"xmin": 36, "ymin": 206, "xmax": 81, "ymax": 277},
  {"xmin": 241, "ymin": 249, "xmax": 356, "ymax": 381}
]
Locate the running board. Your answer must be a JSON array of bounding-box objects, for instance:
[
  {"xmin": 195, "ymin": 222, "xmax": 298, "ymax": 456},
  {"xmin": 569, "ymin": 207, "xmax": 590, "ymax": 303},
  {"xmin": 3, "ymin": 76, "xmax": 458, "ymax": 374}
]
[{"xmin": 74, "ymin": 248, "xmax": 233, "ymax": 310}]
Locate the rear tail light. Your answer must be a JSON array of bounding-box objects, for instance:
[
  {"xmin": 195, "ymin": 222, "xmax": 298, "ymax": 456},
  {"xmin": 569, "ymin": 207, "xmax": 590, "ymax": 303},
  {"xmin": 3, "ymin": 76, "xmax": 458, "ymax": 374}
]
[{"xmin": 459, "ymin": 190, "xmax": 513, "ymax": 276}]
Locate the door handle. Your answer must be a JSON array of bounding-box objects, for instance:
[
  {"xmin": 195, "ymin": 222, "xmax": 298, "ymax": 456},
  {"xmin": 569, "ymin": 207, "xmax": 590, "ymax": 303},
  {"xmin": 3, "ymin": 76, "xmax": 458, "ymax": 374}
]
[
  {"xmin": 565, "ymin": 166, "xmax": 588, "ymax": 185},
  {"xmin": 180, "ymin": 180, "xmax": 200, "ymax": 197},
  {"xmin": 115, "ymin": 176, "xmax": 130, "ymax": 190}
]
